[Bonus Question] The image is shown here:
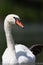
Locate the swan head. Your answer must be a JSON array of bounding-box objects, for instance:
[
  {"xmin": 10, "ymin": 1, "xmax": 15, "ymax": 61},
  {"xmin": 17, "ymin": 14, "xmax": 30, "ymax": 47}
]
[{"xmin": 4, "ymin": 14, "xmax": 24, "ymax": 28}]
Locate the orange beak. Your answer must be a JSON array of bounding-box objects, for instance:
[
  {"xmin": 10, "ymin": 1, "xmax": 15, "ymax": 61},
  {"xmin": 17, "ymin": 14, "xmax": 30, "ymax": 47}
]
[{"xmin": 16, "ymin": 20, "xmax": 24, "ymax": 28}]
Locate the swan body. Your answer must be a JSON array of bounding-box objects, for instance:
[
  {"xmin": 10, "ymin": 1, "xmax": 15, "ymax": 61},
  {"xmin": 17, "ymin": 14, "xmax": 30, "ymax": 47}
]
[
  {"xmin": 2, "ymin": 14, "xmax": 35, "ymax": 65},
  {"xmin": 2, "ymin": 44, "xmax": 35, "ymax": 65}
]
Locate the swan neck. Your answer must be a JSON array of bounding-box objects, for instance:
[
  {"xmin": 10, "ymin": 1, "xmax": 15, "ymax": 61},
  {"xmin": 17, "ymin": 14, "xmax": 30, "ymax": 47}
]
[{"xmin": 4, "ymin": 21, "xmax": 14, "ymax": 49}]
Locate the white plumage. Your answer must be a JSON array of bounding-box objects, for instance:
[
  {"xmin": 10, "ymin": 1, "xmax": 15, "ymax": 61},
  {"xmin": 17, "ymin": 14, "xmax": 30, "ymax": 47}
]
[{"xmin": 2, "ymin": 14, "xmax": 35, "ymax": 65}]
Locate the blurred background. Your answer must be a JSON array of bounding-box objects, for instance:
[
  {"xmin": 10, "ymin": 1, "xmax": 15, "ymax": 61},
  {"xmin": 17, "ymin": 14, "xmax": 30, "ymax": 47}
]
[{"xmin": 0, "ymin": 0, "xmax": 43, "ymax": 64}]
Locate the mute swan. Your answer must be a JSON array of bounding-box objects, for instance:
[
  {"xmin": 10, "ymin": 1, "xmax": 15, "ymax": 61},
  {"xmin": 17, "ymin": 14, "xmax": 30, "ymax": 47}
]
[{"xmin": 2, "ymin": 14, "xmax": 43, "ymax": 65}]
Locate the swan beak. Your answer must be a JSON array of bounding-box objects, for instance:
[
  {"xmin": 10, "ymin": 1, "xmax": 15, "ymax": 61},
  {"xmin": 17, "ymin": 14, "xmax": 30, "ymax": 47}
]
[{"xmin": 16, "ymin": 20, "xmax": 24, "ymax": 28}]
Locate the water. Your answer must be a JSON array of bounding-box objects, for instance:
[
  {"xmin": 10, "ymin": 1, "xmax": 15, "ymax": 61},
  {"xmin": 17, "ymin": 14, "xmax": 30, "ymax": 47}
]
[
  {"xmin": 0, "ymin": 63, "xmax": 43, "ymax": 65},
  {"xmin": 0, "ymin": 62, "xmax": 43, "ymax": 65}
]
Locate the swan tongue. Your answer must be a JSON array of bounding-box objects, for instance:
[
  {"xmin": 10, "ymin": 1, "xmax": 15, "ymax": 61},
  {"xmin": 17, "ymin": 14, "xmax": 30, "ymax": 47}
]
[{"xmin": 16, "ymin": 20, "xmax": 24, "ymax": 28}]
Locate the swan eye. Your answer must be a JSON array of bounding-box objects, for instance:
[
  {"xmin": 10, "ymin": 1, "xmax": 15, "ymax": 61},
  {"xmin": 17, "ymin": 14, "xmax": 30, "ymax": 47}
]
[
  {"xmin": 13, "ymin": 17, "xmax": 19, "ymax": 20},
  {"xmin": 13, "ymin": 17, "xmax": 21, "ymax": 21}
]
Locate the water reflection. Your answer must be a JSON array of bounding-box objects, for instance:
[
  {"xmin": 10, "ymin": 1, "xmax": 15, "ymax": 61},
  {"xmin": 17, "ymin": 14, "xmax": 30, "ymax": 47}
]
[{"xmin": 0, "ymin": 62, "xmax": 43, "ymax": 65}]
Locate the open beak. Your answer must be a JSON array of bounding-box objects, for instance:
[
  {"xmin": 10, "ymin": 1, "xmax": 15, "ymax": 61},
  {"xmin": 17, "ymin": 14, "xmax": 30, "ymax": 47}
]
[{"xmin": 16, "ymin": 20, "xmax": 24, "ymax": 28}]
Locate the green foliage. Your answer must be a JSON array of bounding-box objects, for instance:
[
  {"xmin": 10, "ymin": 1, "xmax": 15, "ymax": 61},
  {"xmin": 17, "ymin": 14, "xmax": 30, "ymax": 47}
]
[{"xmin": 0, "ymin": 0, "xmax": 43, "ymax": 22}]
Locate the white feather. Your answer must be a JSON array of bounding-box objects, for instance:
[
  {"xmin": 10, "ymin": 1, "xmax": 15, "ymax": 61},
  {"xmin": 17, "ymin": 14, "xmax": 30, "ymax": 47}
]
[{"xmin": 2, "ymin": 14, "xmax": 35, "ymax": 65}]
